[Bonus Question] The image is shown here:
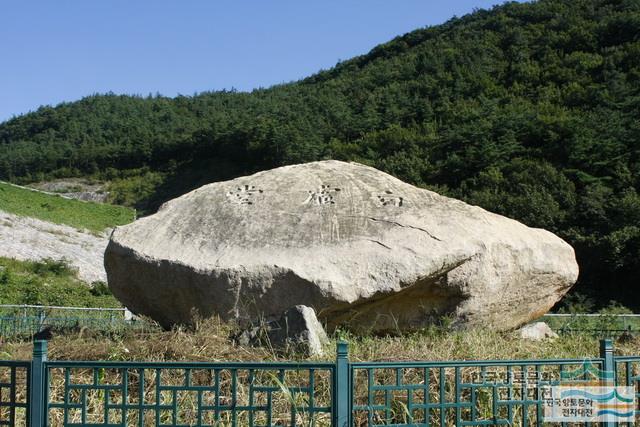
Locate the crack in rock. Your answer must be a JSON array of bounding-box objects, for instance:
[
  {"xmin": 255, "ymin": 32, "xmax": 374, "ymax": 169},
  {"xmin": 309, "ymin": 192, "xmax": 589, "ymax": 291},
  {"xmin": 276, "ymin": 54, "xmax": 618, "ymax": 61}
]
[
  {"xmin": 364, "ymin": 239, "xmax": 392, "ymax": 250},
  {"xmin": 365, "ymin": 217, "xmax": 443, "ymax": 241}
]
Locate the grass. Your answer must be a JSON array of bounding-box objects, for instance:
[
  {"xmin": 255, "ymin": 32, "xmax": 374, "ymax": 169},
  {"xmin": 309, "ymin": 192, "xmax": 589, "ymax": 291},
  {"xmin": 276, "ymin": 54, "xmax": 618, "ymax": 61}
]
[
  {"xmin": 0, "ymin": 181, "xmax": 135, "ymax": 233},
  {"xmin": 0, "ymin": 257, "xmax": 120, "ymax": 307},
  {"xmin": 5, "ymin": 320, "xmax": 639, "ymax": 363}
]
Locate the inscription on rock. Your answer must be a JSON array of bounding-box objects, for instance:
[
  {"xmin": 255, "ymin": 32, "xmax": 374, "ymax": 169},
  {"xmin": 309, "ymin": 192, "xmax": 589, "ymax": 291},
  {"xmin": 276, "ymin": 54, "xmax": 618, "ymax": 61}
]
[
  {"xmin": 377, "ymin": 190, "xmax": 404, "ymax": 207},
  {"xmin": 304, "ymin": 184, "xmax": 341, "ymax": 205},
  {"xmin": 227, "ymin": 184, "xmax": 263, "ymax": 205}
]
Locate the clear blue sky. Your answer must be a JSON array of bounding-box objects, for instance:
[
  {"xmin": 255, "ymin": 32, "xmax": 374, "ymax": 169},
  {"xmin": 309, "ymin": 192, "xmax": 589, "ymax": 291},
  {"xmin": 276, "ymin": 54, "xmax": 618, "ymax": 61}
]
[{"xmin": 0, "ymin": 1, "xmax": 520, "ymax": 123}]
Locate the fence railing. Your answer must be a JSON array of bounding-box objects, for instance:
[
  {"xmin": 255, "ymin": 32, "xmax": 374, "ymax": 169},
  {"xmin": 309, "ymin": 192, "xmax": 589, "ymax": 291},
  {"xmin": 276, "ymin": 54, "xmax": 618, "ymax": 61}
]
[
  {"xmin": 1, "ymin": 339, "xmax": 638, "ymax": 426},
  {"xmin": 0, "ymin": 305, "xmax": 140, "ymax": 339},
  {"xmin": 351, "ymin": 358, "xmax": 608, "ymax": 426},
  {"xmin": 541, "ymin": 313, "xmax": 640, "ymax": 336},
  {"xmin": 7, "ymin": 308, "xmax": 640, "ymax": 341},
  {"xmin": 0, "ymin": 361, "xmax": 30, "ymax": 427},
  {"xmin": 45, "ymin": 361, "xmax": 334, "ymax": 426}
]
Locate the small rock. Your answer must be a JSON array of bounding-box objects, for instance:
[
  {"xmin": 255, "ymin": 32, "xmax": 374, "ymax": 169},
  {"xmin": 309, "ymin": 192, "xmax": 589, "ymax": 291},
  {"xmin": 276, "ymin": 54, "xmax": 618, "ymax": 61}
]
[
  {"xmin": 519, "ymin": 322, "xmax": 559, "ymax": 340},
  {"xmin": 235, "ymin": 305, "xmax": 328, "ymax": 357}
]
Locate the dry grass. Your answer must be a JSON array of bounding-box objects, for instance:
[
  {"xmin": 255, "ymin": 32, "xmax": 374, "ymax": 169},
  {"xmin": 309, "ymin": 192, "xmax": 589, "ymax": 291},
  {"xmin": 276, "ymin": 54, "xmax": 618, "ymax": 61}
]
[{"xmin": 4, "ymin": 317, "xmax": 640, "ymax": 363}]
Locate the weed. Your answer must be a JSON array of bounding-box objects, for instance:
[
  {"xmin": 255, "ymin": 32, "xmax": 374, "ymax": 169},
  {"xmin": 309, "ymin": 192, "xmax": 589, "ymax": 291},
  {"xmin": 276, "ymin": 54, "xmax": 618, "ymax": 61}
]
[{"xmin": 0, "ymin": 257, "xmax": 119, "ymax": 307}]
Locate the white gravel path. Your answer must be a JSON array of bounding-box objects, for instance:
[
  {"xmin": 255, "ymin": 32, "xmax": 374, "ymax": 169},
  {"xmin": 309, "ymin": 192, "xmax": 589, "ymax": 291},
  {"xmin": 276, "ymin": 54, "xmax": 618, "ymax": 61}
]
[{"xmin": 0, "ymin": 210, "xmax": 109, "ymax": 283}]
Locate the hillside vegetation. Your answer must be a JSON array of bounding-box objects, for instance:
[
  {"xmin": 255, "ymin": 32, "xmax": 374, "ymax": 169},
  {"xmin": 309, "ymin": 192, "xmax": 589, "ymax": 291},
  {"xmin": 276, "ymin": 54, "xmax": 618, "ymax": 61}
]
[
  {"xmin": 0, "ymin": 182, "xmax": 135, "ymax": 233},
  {"xmin": 0, "ymin": 0, "xmax": 638, "ymax": 307},
  {"xmin": 0, "ymin": 257, "xmax": 119, "ymax": 307}
]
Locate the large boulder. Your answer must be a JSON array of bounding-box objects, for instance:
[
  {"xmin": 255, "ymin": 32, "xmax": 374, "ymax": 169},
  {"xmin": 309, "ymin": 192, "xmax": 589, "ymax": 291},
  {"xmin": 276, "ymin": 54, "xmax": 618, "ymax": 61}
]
[{"xmin": 105, "ymin": 160, "xmax": 578, "ymax": 332}]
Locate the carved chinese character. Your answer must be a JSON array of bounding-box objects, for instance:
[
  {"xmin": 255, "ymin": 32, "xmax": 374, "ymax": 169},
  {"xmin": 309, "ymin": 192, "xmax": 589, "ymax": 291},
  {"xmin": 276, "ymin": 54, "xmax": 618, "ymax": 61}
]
[
  {"xmin": 377, "ymin": 190, "xmax": 404, "ymax": 207},
  {"xmin": 304, "ymin": 184, "xmax": 341, "ymax": 205},
  {"xmin": 226, "ymin": 184, "xmax": 263, "ymax": 205}
]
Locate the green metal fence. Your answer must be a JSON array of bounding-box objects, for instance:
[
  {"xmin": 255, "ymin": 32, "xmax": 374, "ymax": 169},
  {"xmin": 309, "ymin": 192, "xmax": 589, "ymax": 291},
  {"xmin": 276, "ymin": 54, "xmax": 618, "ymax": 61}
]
[
  {"xmin": 614, "ymin": 355, "xmax": 640, "ymax": 426},
  {"xmin": 1, "ymin": 339, "xmax": 639, "ymax": 426},
  {"xmin": 45, "ymin": 361, "xmax": 334, "ymax": 426},
  {"xmin": 7, "ymin": 309, "xmax": 640, "ymax": 341},
  {"xmin": 0, "ymin": 361, "xmax": 30, "ymax": 426},
  {"xmin": 0, "ymin": 305, "xmax": 150, "ymax": 339},
  {"xmin": 0, "ymin": 316, "xmax": 141, "ymax": 339},
  {"xmin": 351, "ymin": 359, "xmax": 605, "ymax": 426},
  {"xmin": 541, "ymin": 314, "xmax": 640, "ymax": 337}
]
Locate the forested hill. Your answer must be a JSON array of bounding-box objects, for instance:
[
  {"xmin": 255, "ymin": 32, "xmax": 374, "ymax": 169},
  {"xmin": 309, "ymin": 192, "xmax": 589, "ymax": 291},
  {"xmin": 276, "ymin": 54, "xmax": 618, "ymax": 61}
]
[{"xmin": 1, "ymin": 0, "xmax": 639, "ymax": 307}]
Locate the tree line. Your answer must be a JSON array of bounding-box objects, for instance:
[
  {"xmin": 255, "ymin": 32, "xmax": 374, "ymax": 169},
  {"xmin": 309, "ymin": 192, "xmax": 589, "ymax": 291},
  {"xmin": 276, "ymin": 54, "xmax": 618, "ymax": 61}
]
[{"xmin": 1, "ymin": 0, "xmax": 639, "ymax": 308}]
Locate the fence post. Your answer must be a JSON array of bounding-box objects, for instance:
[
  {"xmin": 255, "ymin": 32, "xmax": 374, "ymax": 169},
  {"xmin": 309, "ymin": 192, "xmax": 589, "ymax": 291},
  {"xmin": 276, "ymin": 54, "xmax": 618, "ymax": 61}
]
[
  {"xmin": 29, "ymin": 339, "xmax": 47, "ymax": 427},
  {"xmin": 335, "ymin": 341, "xmax": 350, "ymax": 427},
  {"xmin": 599, "ymin": 338, "xmax": 615, "ymax": 384},
  {"xmin": 599, "ymin": 339, "xmax": 615, "ymax": 427}
]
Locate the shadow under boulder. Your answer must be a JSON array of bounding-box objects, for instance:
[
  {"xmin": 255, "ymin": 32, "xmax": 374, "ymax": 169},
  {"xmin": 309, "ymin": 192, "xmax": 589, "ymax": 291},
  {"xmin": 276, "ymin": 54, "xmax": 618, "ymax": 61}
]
[{"xmin": 233, "ymin": 305, "xmax": 328, "ymax": 357}]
